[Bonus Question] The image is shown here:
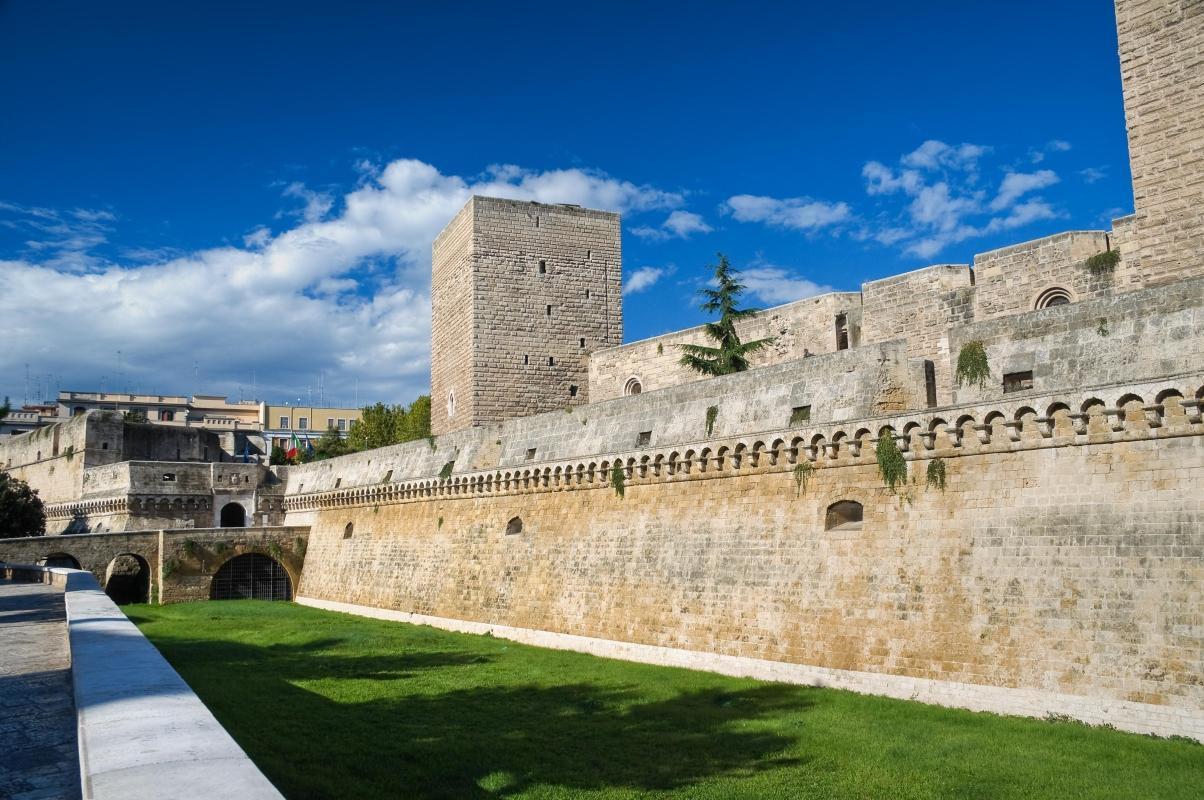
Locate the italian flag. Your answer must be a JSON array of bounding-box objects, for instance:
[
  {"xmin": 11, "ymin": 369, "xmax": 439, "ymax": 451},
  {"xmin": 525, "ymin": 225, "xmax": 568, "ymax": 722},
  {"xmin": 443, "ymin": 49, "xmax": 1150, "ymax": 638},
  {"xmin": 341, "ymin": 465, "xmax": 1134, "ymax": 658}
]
[{"xmin": 285, "ymin": 432, "xmax": 300, "ymax": 460}]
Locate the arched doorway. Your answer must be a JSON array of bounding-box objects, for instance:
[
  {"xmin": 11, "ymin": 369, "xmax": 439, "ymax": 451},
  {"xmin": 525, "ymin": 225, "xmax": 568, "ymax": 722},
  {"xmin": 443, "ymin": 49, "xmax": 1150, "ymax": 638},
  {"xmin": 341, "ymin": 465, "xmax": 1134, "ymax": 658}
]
[
  {"xmin": 219, "ymin": 502, "xmax": 247, "ymax": 527},
  {"xmin": 210, "ymin": 553, "xmax": 292, "ymax": 601},
  {"xmin": 104, "ymin": 553, "xmax": 150, "ymax": 605},
  {"xmin": 41, "ymin": 553, "xmax": 80, "ymax": 570}
]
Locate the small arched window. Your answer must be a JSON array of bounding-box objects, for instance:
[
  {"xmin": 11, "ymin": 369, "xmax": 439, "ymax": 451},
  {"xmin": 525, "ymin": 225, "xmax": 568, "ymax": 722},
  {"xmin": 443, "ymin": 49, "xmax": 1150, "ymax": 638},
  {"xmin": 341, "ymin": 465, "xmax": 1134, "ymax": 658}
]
[
  {"xmin": 624, "ymin": 377, "xmax": 643, "ymax": 396},
  {"xmin": 825, "ymin": 501, "xmax": 863, "ymax": 531},
  {"xmin": 506, "ymin": 516, "xmax": 523, "ymax": 535},
  {"xmin": 343, "ymin": 522, "xmax": 354, "ymax": 539},
  {"xmin": 447, "ymin": 390, "xmax": 456, "ymax": 418},
  {"xmin": 1035, "ymin": 287, "xmax": 1072, "ymax": 309}
]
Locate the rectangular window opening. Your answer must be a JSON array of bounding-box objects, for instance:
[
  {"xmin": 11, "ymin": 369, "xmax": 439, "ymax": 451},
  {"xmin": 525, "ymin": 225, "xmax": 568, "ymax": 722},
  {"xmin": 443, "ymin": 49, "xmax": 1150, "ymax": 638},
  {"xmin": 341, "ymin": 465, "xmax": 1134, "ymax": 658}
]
[
  {"xmin": 382, "ymin": 469, "xmax": 393, "ymax": 483},
  {"xmin": 298, "ymin": 417, "xmax": 308, "ymax": 430},
  {"xmin": 546, "ymin": 304, "xmax": 552, "ymax": 316},
  {"xmin": 790, "ymin": 405, "xmax": 812, "ymax": 425},
  {"xmin": 585, "ymin": 289, "xmax": 591, "ymax": 299},
  {"xmin": 161, "ymin": 473, "xmax": 176, "ymax": 482},
  {"xmin": 334, "ymin": 477, "xmax": 342, "ymax": 488},
  {"xmin": 569, "ymin": 385, "xmax": 578, "ymax": 397},
  {"xmin": 548, "ymin": 356, "xmax": 555, "ymax": 366},
  {"xmin": 1002, "ymin": 371, "xmax": 1034, "ymax": 393},
  {"xmin": 526, "ymin": 448, "xmax": 537, "ymax": 460},
  {"xmin": 279, "ymin": 416, "xmax": 289, "ymax": 429},
  {"xmin": 539, "ymin": 260, "xmax": 546, "ymax": 274},
  {"xmin": 327, "ymin": 417, "xmax": 335, "ymax": 429},
  {"xmin": 636, "ymin": 430, "xmax": 652, "ymax": 447},
  {"xmin": 835, "ymin": 314, "xmax": 849, "ymax": 351}
]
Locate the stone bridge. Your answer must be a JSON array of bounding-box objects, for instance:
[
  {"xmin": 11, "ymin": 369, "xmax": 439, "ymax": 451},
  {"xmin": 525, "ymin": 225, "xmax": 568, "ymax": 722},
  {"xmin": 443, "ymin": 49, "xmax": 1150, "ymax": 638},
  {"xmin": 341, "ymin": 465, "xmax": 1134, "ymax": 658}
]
[{"xmin": 0, "ymin": 526, "xmax": 309, "ymax": 604}]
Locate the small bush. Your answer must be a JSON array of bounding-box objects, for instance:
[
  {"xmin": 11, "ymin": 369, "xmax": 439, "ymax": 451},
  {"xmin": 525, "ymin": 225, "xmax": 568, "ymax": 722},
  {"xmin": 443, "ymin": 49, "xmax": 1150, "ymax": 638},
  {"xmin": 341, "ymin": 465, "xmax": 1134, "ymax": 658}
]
[
  {"xmin": 439, "ymin": 460, "xmax": 454, "ymax": 480},
  {"xmin": 610, "ymin": 461, "xmax": 626, "ymax": 499},
  {"xmin": 876, "ymin": 433, "xmax": 908, "ymax": 492},
  {"xmin": 267, "ymin": 541, "xmax": 284, "ymax": 561},
  {"xmin": 294, "ymin": 537, "xmax": 306, "ymax": 559},
  {"xmin": 427, "ymin": 435, "xmax": 437, "ymax": 452},
  {"xmin": 955, "ymin": 341, "xmax": 990, "ymax": 390},
  {"xmin": 705, "ymin": 405, "xmax": 719, "ymax": 437},
  {"xmin": 926, "ymin": 458, "xmax": 947, "ymax": 491},
  {"xmin": 162, "ymin": 558, "xmax": 180, "ymax": 579},
  {"xmin": 1097, "ymin": 317, "xmax": 1110, "ymax": 337},
  {"xmin": 437, "ymin": 516, "xmax": 444, "ymax": 529},
  {"xmin": 182, "ymin": 539, "xmax": 199, "ymax": 558},
  {"xmin": 656, "ymin": 342, "xmax": 664, "ymax": 356},
  {"xmin": 1086, "ymin": 249, "xmax": 1120, "ymax": 275}
]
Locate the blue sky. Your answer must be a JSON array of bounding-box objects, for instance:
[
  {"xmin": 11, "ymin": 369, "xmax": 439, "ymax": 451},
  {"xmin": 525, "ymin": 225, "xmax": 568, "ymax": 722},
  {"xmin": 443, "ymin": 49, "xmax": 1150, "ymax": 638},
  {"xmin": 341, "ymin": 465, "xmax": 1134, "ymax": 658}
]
[{"xmin": 0, "ymin": 1, "xmax": 1132, "ymax": 408}]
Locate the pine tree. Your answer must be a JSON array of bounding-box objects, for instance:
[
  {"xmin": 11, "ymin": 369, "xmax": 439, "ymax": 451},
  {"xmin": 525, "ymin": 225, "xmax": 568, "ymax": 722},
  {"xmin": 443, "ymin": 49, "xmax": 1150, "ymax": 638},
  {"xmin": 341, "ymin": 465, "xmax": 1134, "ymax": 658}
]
[{"xmin": 677, "ymin": 254, "xmax": 774, "ymax": 376}]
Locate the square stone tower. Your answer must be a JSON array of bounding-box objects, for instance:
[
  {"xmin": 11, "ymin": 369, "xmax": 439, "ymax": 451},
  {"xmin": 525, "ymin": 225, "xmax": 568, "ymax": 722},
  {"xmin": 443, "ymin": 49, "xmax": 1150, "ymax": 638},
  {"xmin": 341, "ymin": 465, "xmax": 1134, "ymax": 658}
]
[
  {"xmin": 430, "ymin": 196, "xmax": 623, "ymax": 435},
  {"xmin": 1116, "ymin": 0, "xmax": 1204, "ymax": 285}
]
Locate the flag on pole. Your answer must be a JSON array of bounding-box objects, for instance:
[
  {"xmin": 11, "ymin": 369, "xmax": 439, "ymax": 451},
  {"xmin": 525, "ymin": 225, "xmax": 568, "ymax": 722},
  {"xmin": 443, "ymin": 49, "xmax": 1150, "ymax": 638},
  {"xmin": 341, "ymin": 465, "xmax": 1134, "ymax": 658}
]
[{"xmin": 285, "ymin": 432, "xmax": 299, "ymax": 460}]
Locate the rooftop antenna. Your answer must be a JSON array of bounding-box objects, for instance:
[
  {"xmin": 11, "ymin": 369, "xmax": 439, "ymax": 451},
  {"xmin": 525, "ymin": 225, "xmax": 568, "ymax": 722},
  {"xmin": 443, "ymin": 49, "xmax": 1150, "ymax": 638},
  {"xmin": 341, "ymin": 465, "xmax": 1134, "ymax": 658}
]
[{"xmin": 23, "ymin": 363, "xmax": 29, "ymax": 406}]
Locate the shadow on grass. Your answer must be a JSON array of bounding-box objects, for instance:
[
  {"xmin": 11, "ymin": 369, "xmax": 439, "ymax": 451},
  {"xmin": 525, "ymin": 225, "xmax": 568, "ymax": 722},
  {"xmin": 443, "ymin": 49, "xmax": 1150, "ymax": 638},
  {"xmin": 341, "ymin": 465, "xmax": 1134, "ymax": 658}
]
[{"xmin": 147, "ymin": 635, "xmax": 810, "ymax": 799}]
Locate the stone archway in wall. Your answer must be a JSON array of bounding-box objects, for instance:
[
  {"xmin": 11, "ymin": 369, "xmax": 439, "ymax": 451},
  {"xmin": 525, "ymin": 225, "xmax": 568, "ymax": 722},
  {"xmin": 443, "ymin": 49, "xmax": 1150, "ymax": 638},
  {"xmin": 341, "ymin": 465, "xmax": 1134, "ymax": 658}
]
[
  {"xmin": 209, "ymin": 553, "xmax": 292, "ymax": 601},
  {"xmin": 219, "ymin": 502, "xmax": 247, "ymax": 528},
  {"xmin": 40, "ymin": 552, "xmax": 81, "ymax": 570},
  {"xmin": 104, "ymin": 553, "xmax": 151, "ymax": 605}
]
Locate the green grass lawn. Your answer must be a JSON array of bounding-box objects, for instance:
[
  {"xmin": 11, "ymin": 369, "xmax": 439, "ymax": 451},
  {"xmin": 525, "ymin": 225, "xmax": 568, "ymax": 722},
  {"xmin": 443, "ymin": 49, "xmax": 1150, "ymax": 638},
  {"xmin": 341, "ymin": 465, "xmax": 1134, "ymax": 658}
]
[{"xmin": 126, "ymin": 601, "xmax": 1202, "ymax": 800}]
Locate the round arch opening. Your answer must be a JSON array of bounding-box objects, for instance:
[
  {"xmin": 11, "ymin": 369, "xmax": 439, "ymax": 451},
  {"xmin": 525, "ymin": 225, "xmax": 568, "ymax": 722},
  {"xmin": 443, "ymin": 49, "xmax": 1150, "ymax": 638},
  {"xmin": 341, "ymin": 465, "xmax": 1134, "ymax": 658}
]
[
  {"xmin": 219, "ymin": 502, "xmax": 247, "ymax": 528},
  {"xmin": 41, "ymin": 553, "xmax": 81, "ymax": 570},
  {"xmin": 1035, "ymin": 287, "xmax": 1072, "ymax": 309},
  {"xmin": 104, "ymin": 553, "xmax": 151, "ymax": 605},
  {"xmin": 624, "ymin": 377, "xmax": 643, "ymax": 396},
  {"xmin": 210, "ymin": 553, "xmax": 292, "ymax": 601}
]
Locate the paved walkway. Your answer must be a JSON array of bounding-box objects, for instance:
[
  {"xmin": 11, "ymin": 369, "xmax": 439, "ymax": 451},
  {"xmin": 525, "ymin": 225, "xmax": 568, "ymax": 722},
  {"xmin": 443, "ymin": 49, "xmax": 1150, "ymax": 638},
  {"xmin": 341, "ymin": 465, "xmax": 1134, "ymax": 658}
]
[{"xmin": 0, "ymin": 580, "xmax": 80, "ymax": 800}]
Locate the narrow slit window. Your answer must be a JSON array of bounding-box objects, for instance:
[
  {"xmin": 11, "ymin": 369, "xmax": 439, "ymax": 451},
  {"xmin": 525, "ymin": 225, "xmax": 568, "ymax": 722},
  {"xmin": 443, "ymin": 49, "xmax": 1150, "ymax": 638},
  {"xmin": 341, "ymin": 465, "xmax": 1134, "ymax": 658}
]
[
  {"xmin": 585, "ymin": 289, "xmax": 591, "ymax": 299},
  {"xmin": 548, "ymin": 356, "xmax": 555, "ymax": 366},
  {"xmin": 579, "ymin": 337, "xmax": 586, "ymax": 348},
  {"xmin": 539, "ymin": 260, "xmax": 547, "ymax": 274},
  {"xmin": 546, "ymin": 304, "xmax": 552, "ymax": 316},
  {"xmin": 523, "ymin": 354, "xmax": 529, "ymax": 365}
]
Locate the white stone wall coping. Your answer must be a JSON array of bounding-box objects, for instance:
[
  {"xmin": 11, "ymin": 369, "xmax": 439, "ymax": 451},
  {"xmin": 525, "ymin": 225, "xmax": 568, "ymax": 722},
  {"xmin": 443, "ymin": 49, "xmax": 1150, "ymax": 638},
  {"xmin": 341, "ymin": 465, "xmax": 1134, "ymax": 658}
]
[{"xmin": 40, "ymin": 566, "xmax": 284, "ymax": 800}]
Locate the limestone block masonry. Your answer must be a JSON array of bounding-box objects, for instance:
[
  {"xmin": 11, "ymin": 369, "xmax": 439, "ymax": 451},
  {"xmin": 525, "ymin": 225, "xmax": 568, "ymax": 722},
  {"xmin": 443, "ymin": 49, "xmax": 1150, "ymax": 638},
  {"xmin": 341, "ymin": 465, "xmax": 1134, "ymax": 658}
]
[
  {"xmin": 432, "ymin": 197, "xmax": 623, "ymax": 435},
  {"xmin": 1117, "ymin": 0, "xmax": 1204, "ymax": 286},
  {"xmin": 289, "ymin": 372, "xmax": 1204, "ymax": 741}
]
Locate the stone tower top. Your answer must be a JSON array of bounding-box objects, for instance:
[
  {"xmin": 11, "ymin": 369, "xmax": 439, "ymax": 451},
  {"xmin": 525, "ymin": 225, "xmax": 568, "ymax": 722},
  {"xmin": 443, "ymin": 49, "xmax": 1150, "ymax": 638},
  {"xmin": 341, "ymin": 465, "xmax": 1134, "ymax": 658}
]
[
  {"xmin": 430, "ymin": 196, "xmax": 623, "ymax": 436},
  {"xmin": 1115, "ymin": 0, "xmax": 1204, "ymax": 285}
]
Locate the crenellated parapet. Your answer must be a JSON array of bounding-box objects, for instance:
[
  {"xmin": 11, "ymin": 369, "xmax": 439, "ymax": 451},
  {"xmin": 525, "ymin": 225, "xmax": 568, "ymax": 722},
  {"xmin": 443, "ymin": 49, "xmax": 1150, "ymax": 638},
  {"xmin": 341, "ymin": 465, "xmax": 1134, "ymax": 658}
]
[{"xmin": 285, "ymin": 373, "xmax": 1204, "ymax": 513}]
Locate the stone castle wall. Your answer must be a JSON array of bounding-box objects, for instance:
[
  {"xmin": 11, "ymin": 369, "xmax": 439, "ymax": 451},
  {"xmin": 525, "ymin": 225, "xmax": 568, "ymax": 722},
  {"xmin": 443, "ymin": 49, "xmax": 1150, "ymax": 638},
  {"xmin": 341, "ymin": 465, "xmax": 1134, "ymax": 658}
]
[
  {"xmin": 291, "ymin": 373, "xmax": 1204, "ymax": 740},
  {"xmin": 1117, "ymin": 0, "xmax": 1204, "ymax": 286},
  {"xmin": 948, "ymin": 275, "xmax": 1204, "ymax": 405},
  {"xmin": 588, "ymin": 292, "xmax": 862, "ymax": 402},
  {"xmin": 502, "ymin": 341, "xmax": 924, "ymax": 465},
  {"xmin": 432, "ymin": 197, "xmax": 623, "ymax": 435}
]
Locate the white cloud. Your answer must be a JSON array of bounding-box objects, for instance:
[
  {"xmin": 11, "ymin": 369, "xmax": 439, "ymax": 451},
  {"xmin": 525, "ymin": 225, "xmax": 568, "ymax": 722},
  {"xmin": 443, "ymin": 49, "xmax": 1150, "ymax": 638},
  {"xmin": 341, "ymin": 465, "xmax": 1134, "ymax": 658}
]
[
  {"xmin": 723, "ymin": 194, "xmax": 851, "ymax": 231},
  {"xmin": 280, "ymin": 182, "xmax": 335, "ymax": 223},
  {"xmin": 990, "ymin": 170, "xmax": 1059, "ymax": 212},
  {"xmin": 861, "ymin": 140, "xmax": 1064, "ymax": 259},
  {"xmin": 900, "ymin": 140, "xmax": 988, "ymax": 172},
  {"xmin": 631, "ymin": 209, "xmax": 712, "ymax": 240},
  {"xmin": 623, "ymin": 266, "xmax": 667, "ymax": 295},
  {"xmin": 738, "ymin": 266, "xmax": 834, "ymax": 305},
  {"xmin": 0, "ymin": 160, "xmax": 681, "ymax": 406},
  {"xmin": 1079, "ymin": 166, "xmax": 1107, "ymax": 184}
]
